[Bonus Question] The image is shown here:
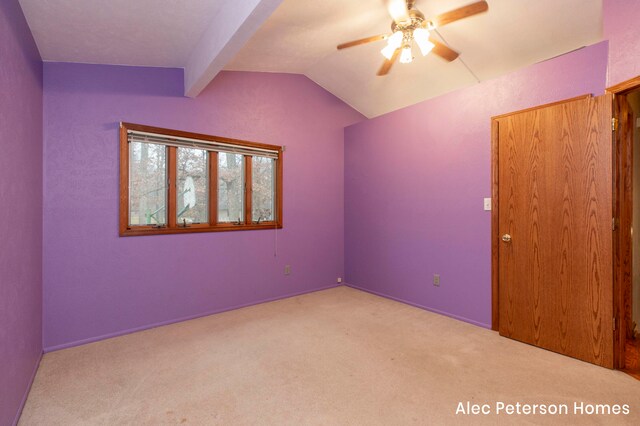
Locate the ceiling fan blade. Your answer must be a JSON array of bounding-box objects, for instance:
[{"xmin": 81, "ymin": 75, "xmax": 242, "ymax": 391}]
[
  {"xmin": 385, "ymin": 0, "xmax": 410, "ymax": 23},
  {"xmin": 430, "ymin": 0, "xmax": 488, "ymax": 28},
  {"xmin": 337, "ymin": 34, "xmax": 389, "ymax": 50},
  {"xmin": 377, "ymin": 48, "xmax": 400, "ymax": 76},
  {"xmin": 429, "ymin": 39, "xmax": 460, "ymax": 62}
]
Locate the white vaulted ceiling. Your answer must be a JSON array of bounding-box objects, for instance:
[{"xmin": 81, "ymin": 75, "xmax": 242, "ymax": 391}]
[
  {"xmin": 19, "ymin": 0, "xmax": 283, "ymax": 96},
  {"xmin": 19, "ymin": 0, "xmax": 603, "ymax": 118},
  {"xmin": 226, "ymin": 0, "xmax": 603, "ymax": 117},
  {"xmin": 19, "ymin": 0, "xmax": 222, "ymax": 67}
]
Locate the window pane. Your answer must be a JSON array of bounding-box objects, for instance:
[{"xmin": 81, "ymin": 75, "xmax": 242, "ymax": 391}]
[
  {"xmin": 218, "ymin": 153, "xmax": 244, "ymax": 223},
  {"xmin": 252, "ymin": 156, "xmax": 275, "ymax": 222},
  {"xmin": 129, "ymin": 142, "xmax": 167, "ymax": 226},
  {"xmin": 177, "ymin": 148, "xmax": 208, "ymax": 225}
]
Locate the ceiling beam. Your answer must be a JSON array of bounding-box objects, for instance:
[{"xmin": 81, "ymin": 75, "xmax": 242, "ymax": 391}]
[{"xmin": 184, "ymin": 0, "xmax": 283, "ymax": 98}]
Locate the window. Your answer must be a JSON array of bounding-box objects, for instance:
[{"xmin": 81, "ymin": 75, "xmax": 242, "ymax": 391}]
[
  {"xmin": 120, "ymin": 123, "xmax": 282, "ymax": 236},
  {"xmin": 252, "ymin": 156, "xmax": 275, "ymax": 223},
  {"xmin": 217, "ymin": 153, "xmax": 244, "ymax": 223}
]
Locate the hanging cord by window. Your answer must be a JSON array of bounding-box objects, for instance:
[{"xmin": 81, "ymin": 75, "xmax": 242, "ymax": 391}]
[
  {"xmin": 274, "ymin": 219, "xmax": 278, "ymax": 257},
  {"xmin": 274, "ymin": 147, "xmax": 284, "ymax": 258},
  {"xmin": 433, "ymin": 28, "xmax": 481, "ymax": 84}
]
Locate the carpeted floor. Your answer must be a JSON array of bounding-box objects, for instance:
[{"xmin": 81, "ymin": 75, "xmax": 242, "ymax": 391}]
[{"xmin": 19, "ymin": 286, "xmax": 640, "ymax": 425}]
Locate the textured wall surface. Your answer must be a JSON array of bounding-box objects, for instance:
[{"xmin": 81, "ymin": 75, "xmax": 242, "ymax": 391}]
[
  {"xmin": 42, "ymin": 65, "xmax": 363, "ymax": 350},
  {"xmin": 0, "ymin": 1, "xmax": 43, "ymax": 425},
  {"xmin": 344, "ymin": 42, "xmax": 609, "ymax": 328},
  {"xmin": 604, "ymin": 0, "xmax": 640, "ymax": 86}
]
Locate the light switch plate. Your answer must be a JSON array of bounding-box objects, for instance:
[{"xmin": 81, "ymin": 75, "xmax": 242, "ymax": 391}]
[{"xmin": 484, "ymin": 198, "xmax": 492, "ymax": 211}]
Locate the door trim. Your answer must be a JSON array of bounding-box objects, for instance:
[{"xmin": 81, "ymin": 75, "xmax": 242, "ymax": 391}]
[
  {"xmin": 490, "ymin": 94, "xmax": 594, "ymax": 332},
  {"xmin": 607, "ymin": 76, "xmax": 640, "ymax": 95},
  {"xmin": 491, "ymin": 119, "xmax": 499, "ymax": 330},
  {"xmin": 607, "ymin": 77, "xmax": 640, "ymax": 370}
]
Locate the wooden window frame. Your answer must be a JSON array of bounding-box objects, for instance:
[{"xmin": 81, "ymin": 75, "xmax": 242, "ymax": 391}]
[{"xmin": 119, "ymin": 122, "xmax": 283, "ymax": 237}]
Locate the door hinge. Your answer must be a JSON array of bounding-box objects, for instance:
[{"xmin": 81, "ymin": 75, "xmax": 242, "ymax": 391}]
[
  {"xmin": 612, "ymin": 117, "xmax": 619, "ymax": 131},
  {"xmin": 613, "ymin": 317, "xmax": 616, "ymax": 331},
  {"xmin": 612, "ymin": 217, "xmax": 617, "ymax": 231}
]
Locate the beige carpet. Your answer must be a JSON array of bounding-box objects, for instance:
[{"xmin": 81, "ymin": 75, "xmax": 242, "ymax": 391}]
[{"xmin": 19, "ymin": 286, "xmax": 640, "ymax": 425}]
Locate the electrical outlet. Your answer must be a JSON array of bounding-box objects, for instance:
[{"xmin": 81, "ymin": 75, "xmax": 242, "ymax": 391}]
[
  {"xmin": 284, "ymin": 265, "xmax": 291, "ymax": 275},
  {"xmin": 337, "ymin": 277, "xmax": 342, "ymax": 283},
  {"xmin": 433, "ymin": 274, "xmax": 440, "ymax": 286}
]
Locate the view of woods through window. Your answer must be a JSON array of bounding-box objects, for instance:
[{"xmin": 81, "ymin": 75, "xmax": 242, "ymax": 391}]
[
  {"xmin": 177, "ymin": 147, "xmax": 208, "ymax": 225},
  {"xmin": 218, "ymin": 153, "xmax": 244, "ymax": 223},
  {"xmin": 252, "ymin": 156, "xmax": 275, "ymax": 222},
  {"xmin": 129, "ymin": 142, "xmax": 167, "ymax": 226},
  {"xmin": 121, "ymin": 123, "xmax": 282, "ymax": 236}
]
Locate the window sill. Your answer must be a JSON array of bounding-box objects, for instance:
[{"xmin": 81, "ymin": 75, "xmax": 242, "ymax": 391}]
[{"xmin": 120, "ymin": 222, "xmax": 282, "ymax": 237}]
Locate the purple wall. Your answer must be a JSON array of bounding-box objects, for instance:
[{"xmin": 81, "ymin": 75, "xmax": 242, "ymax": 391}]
[
  {"xmin": 0, "ymin": 1, "xmax": 43, "ymax": 425},
  {"xmin": 344, "ymin": 42, "xmax": 609, "ymax": 328},
  {"xmin": 604, "ymin": 0, "xmax": 640, "ymax": 86},
  {"xmin": 42, "ymin": 64, "xmax": 363, "ymax": 350}
]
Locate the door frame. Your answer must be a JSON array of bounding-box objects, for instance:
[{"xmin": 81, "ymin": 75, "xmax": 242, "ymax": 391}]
[
  {"xmin": 607, "ymin": 76, "xmax": 640, "ymax": 370},
  {"xmin": 490, "ymin": 95, "xmax": 593, "ymax": 332}
]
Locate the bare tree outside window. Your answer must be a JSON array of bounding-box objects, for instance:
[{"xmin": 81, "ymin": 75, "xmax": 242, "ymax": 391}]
[
  {"xmin": 252, "ymin": 156, "xmax": 275, "ymax": 222},
  {"xmin": 129, "ymin": 142, "xmax": 166, "ymax": 225},
  {"xmin": 177, "ymin": 147, "xmax": 208, "ymax": 224},
  {"xmin": 218, "ymin": 153, "xmax": 244, "ymax": 223}
]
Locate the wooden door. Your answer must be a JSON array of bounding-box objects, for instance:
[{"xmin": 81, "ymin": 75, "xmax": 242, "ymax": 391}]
[{"xmin": 494, "ymin": 95, "xmax": 614, "ymax": 368}]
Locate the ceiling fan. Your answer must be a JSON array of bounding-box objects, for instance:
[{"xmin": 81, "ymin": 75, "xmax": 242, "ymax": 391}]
[{"xmin": 336, "ymin": 0, "xmax": 489, "ymax": 76}]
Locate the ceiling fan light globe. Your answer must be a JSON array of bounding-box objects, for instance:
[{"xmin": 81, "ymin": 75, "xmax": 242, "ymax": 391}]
[
  {"xmin": 387, "ymin": 0, "xmax": 411, "ymax": 24},
  {"xmin": 416, "ymin": 39, "xmax": 434, "ymax": 56},
  {"xmin": 413, "ymin": 27, "xmax": 429, "ymax": 43},
  {"xmin": 399, "ymin": 46, "xmax": 413, "ymax": 64},
  {"xmin": 412, "ymin": 28, "xmax": 433, "ymax": 56},
  {"xmin": 381, "ymin": 31, "xmax": 403, "ymax": 59},
  {"xmin": 387, "ymin": 31, "xmax": 404, "ymax": 49},
  {"xmin": 381, "ymin": 44, "xmax": 397, "ymax": 60}
]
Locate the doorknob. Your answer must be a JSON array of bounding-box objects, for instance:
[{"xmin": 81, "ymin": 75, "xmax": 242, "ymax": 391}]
[{"xmin": 502, "ymin": 234, "xmax": 512, "ymax": 243}]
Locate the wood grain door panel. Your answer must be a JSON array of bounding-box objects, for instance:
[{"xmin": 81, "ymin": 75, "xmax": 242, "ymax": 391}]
[{"xmin": 497, "ymin": 95, "xmax": 613, "ymax": 368}]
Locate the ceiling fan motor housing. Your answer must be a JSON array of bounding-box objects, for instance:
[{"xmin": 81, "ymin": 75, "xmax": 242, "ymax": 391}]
[{"xmin": 391, "ymin": 9, "xmax": 428, "ymax": 33}]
